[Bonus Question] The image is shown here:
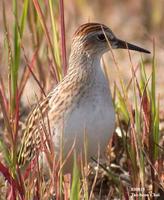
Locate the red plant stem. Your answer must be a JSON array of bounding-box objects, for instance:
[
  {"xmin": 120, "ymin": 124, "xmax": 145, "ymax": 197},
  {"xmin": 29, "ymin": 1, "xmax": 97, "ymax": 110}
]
[
  {"xmin": 21, "ymin": 44, "xmax": 46, "ymax": 97},
  {"xmin": 0, "ymin": 162, "xmax": 24, "ymax": 199},
  {"xmin": 33, "ymin": 0, "xmax": 60, "ymax": 82},
  {"xmin": 0, "ymin": 88, "xmax": 13, "ymax": 143},
  {"xmin": 18, "ymin": 48, "xmax": 39, "ymax": 99},
  {"xmin": 59, "ymin": 0, "xmax": 67, "ymax": 76},
  {"xmin": 7, "ymin": 185, "xmax": 16, "ymax": 200},
  {"xmin": 0, "ymin": 75, "xmax": 8, "ymax": 112}
]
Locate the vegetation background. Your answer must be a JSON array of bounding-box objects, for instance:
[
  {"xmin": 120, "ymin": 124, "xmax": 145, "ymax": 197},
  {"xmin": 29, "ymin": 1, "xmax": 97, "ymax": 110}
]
[{"xmin": 0, "ymin": 0, "xmax": 163, "ymax": 199}]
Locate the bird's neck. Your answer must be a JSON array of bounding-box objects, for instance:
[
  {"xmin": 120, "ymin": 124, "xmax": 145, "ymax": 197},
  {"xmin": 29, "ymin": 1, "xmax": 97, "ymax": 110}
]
[
  {"xmin": 67, "ymin": 48, "xmax": 110, "ymax": 98},
  {"xmin": 68, "ymin": 48, "xmax": 103, "ymax": 81}
]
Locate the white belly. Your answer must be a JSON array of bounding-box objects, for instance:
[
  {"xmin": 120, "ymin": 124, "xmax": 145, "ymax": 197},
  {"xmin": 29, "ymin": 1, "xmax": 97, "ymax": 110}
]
[{"xmin": 52, "ymin": 86, "xmax": 115, "ymax": 160}]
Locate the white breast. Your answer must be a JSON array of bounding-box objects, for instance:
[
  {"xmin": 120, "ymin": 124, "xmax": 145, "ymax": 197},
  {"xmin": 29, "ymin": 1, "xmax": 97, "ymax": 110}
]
[{"xmin": 52, "ymin": 59, "xmax": 115, "ymax": 160}]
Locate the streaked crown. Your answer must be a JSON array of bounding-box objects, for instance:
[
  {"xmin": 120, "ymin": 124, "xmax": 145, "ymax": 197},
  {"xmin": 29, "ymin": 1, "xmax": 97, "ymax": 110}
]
[{"xmin": 74, "ymin": 23, "xmax": 110, "ymax": 37}]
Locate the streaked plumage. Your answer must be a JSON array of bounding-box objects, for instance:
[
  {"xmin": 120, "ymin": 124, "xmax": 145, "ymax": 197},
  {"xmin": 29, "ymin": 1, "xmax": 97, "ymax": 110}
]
[{"xmin": 18, "ymin": 23, "xmax": 150, "ymax": 168}]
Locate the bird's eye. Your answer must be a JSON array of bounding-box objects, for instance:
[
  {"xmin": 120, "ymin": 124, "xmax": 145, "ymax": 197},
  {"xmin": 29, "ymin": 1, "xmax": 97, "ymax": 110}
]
[{"xmin": 97, "ymin": 34, "xmax": 106, "ymax": 41}]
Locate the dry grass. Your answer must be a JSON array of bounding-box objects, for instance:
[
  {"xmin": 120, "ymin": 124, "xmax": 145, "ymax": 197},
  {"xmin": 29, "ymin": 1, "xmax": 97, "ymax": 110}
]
[{"xmin": 0, "ymin": 0, "xmax": 163, "ymax": 199}]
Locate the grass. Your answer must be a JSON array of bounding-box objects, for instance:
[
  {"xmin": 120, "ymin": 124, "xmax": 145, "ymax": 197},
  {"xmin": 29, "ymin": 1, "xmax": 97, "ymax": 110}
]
[{"xmin": 0, "ymin": 0, "xmax": 163, "ymax": 199}]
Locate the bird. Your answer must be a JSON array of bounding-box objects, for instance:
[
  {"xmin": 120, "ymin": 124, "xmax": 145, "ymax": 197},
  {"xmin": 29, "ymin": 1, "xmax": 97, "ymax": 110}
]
[{"xmin": 18, "ymin": 22, "xmax": 150, "ymax": 171}]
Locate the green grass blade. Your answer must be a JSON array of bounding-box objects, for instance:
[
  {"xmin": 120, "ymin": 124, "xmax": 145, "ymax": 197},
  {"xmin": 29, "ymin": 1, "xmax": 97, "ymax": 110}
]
[
  {"xmin": 115, "ymin": 86, "xmax": 129, "ymax": 123},
  {"xmin": 151, "ymin": 41, "xmax": 159, "ymax": 160},
  {"xmin": 0, "ymin": 139, "xmax": 11, "ymax": 166},
  {"xmin": 12, "ymin": 0, "xmax": 28, "ymax": 110},
  {"xmin": 33, "ymin": 0, "xmax": 61, "ymax": 82},
  {"xmin": 12, "ymin": 0, "xmax": 20, "ymax": 109},
  {"xmin": 70, "ymin": 152, "xmax": 80, "ymax": 200},
  {"xmin": 151, "ymin": 45, "xmax": 156, "ymax": 120},
  {"xmin": 153, "ymin": 97, "xmax": 159, "ymax": 159},
  {"xmin": 49, "ymin": 0, "xmax": 61, "ymax": 70},
  {"xmin": 20, "ymin": 0, "xmax": 29, "ymax": 37}
]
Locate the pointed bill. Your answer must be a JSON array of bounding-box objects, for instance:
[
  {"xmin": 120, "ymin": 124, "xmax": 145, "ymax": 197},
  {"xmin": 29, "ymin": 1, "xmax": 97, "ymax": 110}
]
[{"xmin": 115, "ymin": 38, "xmax": 150, "ymax": 54}]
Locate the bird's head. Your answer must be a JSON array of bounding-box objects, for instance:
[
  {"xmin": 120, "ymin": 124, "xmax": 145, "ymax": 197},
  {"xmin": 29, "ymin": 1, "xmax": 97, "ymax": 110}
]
[{"xmin": 72, "ymin": 23, "xmax": 150, "ymax": 56}]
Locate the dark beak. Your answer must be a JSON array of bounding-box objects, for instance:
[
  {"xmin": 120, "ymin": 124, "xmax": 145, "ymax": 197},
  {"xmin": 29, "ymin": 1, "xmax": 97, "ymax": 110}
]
[{"xmin": 115, "ymin": 38, "xmax": 150, "ymax": 54}]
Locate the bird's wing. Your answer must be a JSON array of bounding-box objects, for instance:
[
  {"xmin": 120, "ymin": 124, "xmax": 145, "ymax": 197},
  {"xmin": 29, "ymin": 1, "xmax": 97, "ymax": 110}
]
[
  {"xmin": 18, "ymin": 96, "xmax": 51, "ymax": 166},
  {"xmin": 18, "ymin": 68, "xmax": 88, "ymax": 166}
]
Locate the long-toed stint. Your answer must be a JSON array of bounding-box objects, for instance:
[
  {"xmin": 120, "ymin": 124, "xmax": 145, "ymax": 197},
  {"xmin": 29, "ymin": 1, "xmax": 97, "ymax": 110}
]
[{"xmin": 18, "ymin": 23, "xmax": 150, "ymax": 170}]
